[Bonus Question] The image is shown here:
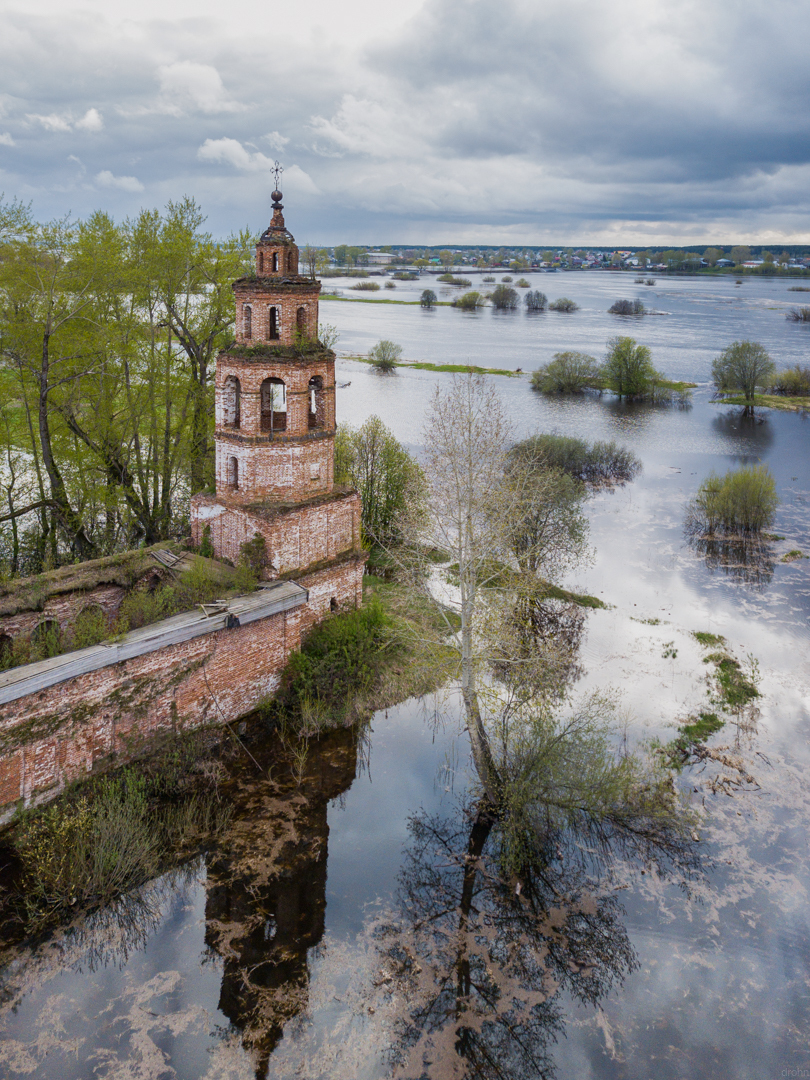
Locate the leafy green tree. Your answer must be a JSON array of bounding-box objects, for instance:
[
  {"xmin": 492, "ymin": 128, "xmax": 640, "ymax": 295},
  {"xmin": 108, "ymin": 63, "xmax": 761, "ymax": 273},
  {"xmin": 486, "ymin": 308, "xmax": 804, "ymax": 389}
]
[
  {"xmin": 420, "ymin": 289, "xmax": 437, "ymax": 309},
  {"xmin": 703, "ymin": 247, "xmax": 724, "ymax": 266},
  {"xmin": 602, "ymin": 337, "xmax": 660, "ymax": 397},
  {"xmin": 730, "ymin": 245, "xmax": 751, "ymax": 265},
  {"xmin": 334, "ymin": 416, "xmax": 425, "ymax": 545},
  {"xmin": 367, "ymin": 339, "xmax": 402, "ymax": 373},
  {"xmin": 711, "ymin": 340, "xmax": 775, "ymax": 413}
]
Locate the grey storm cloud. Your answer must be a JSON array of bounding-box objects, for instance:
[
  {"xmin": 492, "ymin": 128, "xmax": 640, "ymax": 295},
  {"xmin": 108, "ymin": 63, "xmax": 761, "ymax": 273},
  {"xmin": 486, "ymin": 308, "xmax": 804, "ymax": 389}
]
[{"xmin": 1, "ymin": 0, "xmax": 809, "ymax": 243}]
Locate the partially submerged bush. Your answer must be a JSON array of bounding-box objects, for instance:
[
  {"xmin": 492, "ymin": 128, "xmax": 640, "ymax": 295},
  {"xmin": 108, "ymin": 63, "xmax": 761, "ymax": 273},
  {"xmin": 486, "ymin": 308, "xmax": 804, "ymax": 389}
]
[
  {"xmin": 549, "ymin": 297, "xmax": 579, "ymax": 312},
  {"xmin": 483, "ymin": 274, "xmax": 495, "ymax": 282},
  {"xmin": 531, "ymin": 351, "xmax": 600, "ymax": 393},
  {"xmin": 602, "ymin": 336, "xmax": 663, "ymax": 398},
  {"xmin": 437, "ymin": 273, "xmax": 472, "ymax": 286},
  {"xmin": 687, "ymin": 465, "xmax": 778, "ymax": 535},
  {"xmin": 368, "ymin": 339, "xmax": 402, "ymax": 372},
  {"xmin": 10, "ymin": 751, "xmax": 229, "ymax": 932},
  {"xmin": 501, "ymin": 275, "xmax": 513, "ymax": 282},
  {"xmin": 384, "ymin": 280, "xmax": 396, "ymax": 289},
  {"xmin": 512, "ymin": 433, "xmax": 641, "ymax": 486},
  {"xmin": 420, "ymin": 289, "xmax": 437, "ymax": 309},
  {"xmin": 711, "ymin": 340, "xmax": 775, "ymax": 410},
  {"xmin": 525, "ymin": 290, "xmax": 548, "ymax": 311},
  {"xmin": 515, "ymin": 277, "xmax": 531, "ymax": 288},
  {"xmin": 490, "ymin": 284, "xmax": 519, "ymax": 310},
  {"xmin": 765, "ymin": 364, "xmax": 810, "ymax": 396},
  {"xmin": 351, "ymin": 280, "xmax": 381, "ymax": 291},
  {"xmin": 453, "ymin": 290, "xmax": 483, "ymax": 310},
  {"xmin": 608, "ymin": 298, "xmax": 645, "ymax": 315},
  {"xmin": 786, "ymin": 306, "xmax": 810, "ymax": 321}
]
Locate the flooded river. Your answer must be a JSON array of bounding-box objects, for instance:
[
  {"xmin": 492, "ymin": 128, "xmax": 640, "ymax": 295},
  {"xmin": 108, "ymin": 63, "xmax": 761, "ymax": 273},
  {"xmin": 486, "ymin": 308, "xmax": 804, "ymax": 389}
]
[{"xmin": 2, "ymin": 271, "xmax": 810, "ymax": 1078}]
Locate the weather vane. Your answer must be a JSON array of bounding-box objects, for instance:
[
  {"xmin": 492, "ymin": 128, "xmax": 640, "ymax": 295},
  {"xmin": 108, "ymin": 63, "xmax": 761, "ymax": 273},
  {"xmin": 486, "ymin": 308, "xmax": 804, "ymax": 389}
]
[{"xmin": 272, "ymin": 160, "xmax": 283, "ymax": 192}]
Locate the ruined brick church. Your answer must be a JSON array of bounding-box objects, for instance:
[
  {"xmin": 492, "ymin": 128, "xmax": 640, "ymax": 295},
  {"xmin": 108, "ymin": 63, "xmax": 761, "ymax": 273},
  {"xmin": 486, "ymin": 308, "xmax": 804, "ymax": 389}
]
[
  {"xmin": 190, "ymin": 181, "xmax": 365, "ymax": 609},
  {"xmin": 0, "ymin": 184, "xmax": 365, "ymax": 820}
]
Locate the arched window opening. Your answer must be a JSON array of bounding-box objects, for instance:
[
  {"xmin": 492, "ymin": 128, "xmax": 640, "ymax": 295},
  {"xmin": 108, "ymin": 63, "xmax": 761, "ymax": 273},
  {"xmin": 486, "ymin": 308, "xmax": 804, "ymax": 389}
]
[
  {"xmin": 308, "ymin": 375, "xmax": 325, "ymax": 429},
  {"xmin": 260, "ymin": 377, "xmax": 287, "ymax": 433},
  {"xmin": 268, "ymin": 306, "xmax": 279, "ymax": 340},
  {"xmin": 0, "ymin": 633, "xmax": 13, "ymax": 667},
  {"xmin": 243, "ymin": 305, "xmax": 252, "ymax": 340},
  {"xmin": 32, "ymin": 618, "xmax": 60, "ymax": 657},
  {"xmin": 287, "ymin": 250, "xmax": 294, "ymax": 273},
  {"xmin": 258, "ymin": 251, "xmax": 264, "ymax": 273},
  {"xmin": 296, "ymin": 306, "xmax": 307, "ymax": 338},
  {"xmin": 272, "ymin": 252, "xmax": 279, "ymax": 273},
  {"xmin": 227, "ymin": 455, "xmax": 239, "ymax": 490},
  {"xmin": 223, "ymin": 375, "xmax": 241, "ymax": 428},
  {"xmin": 330, "ymin": 597, "xmax": 338, "ymax": 612}
]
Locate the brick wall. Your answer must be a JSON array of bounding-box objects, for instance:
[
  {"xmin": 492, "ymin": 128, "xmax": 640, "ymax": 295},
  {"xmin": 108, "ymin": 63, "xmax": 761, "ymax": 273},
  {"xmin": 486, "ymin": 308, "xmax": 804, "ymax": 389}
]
[
  {"xmin": 233, "ymin": 280, "xmax": 320, "ymax": 347},
  {"xmin": 190, "ymin": 490, "xmax": 361, "ymax": 575},
  {"xmin": 0, "ymin": 556, "xmax": 365, "ymax": 822},
  {"xmin": 0, "ymin": 582, "xmax": 131, "ymax": 642}
]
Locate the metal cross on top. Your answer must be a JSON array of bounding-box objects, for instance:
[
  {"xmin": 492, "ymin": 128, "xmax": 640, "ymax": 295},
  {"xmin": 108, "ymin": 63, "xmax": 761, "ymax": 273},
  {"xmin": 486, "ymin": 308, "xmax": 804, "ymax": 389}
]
[{"xmin": 271, "ymin": 161, "xmax": 283, "ymax": 191}]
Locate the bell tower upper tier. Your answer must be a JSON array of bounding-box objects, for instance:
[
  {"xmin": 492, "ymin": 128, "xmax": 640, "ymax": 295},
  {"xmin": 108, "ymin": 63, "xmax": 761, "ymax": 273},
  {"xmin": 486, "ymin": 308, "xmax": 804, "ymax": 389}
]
[
  {"xmin": 232, "ymin": 187, "xmax": 320, "ymax": 349},
  {"xmin": 214, "ymin": 176, "xmax": 336, "ymax": 507}
]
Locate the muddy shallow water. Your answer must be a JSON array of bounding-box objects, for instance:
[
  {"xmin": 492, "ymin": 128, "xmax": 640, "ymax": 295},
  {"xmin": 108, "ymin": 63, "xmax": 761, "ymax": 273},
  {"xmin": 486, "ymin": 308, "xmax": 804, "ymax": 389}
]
[{"xmin": 2, "ymin": 275, "xmax": 810, "ymax": 1078}]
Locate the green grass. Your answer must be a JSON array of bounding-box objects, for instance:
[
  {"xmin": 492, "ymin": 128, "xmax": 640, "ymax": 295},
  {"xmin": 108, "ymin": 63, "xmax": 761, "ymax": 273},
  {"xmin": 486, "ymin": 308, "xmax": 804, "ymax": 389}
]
[
  {"xmin": 781, "ymin": 549, "xmax": 806, "ymax": 562},
  {"xmin": 343, "ymin": 355, "xmax": 522, "ymax": 377},
  {"xmin": 536, "ymin": 582, "xmax": 606, "ymax": 608},
  {"xmin": 716, "ymin": 393, "xmax": 810, "ymax": 412},
  {"xmin": 693, "ymin": 631, "xmax": 726, "ymax": 647},
  {"xmin": 323, "ymin": 295, "xmax": 452, "ymax": 307}
]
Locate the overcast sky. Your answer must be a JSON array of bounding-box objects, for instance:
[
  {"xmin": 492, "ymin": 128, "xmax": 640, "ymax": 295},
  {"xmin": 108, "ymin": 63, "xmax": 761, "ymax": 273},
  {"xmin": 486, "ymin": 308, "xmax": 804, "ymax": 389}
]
[{"xmin": 1, "ymin": 0, "xmax": 809, "ymax": 245}]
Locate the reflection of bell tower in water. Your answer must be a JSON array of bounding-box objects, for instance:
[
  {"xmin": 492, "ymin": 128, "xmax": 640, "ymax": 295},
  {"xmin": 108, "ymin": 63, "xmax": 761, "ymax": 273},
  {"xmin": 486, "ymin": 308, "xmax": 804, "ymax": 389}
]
[
  {"xmin": 190, "ymin": 164, "xmax": 365, "ymax": 616},
  {"xmin": 204, "ymin": 728, "xmax": 359, "ymax": 1078}
]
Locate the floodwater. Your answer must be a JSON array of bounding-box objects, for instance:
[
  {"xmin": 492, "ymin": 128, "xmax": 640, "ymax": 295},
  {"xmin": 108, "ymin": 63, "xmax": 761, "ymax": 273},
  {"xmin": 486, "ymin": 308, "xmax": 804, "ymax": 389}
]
[{"xmin": 2, "ymin": 272, "xmax": 810, "ymax": 1078}]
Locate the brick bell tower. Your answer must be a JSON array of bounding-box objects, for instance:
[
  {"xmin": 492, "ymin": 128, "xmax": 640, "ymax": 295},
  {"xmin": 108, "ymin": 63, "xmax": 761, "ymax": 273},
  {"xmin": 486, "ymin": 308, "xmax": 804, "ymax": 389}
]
[{"xmin": 190, "ymin": 167, "xmax": 366, "ymax": 617}]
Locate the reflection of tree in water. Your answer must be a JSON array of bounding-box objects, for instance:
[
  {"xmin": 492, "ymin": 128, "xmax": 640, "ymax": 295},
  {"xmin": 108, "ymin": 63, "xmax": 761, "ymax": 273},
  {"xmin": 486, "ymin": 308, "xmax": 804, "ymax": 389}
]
[
  {"xmin": 491, "ymin": 597, "xmax": 585, "ymax": 700},
  {"xmin": 687, "ymin": 533, "xmax": 775, "ymax": 588},
  {"xmin": 711, "ymin": 410, "xmax": 774, "ymax": 458},
  {"xmin": 204, "ymin": 727, "xmax": 359, "ymax": 1079},
  {"xmin": 381, "ymin": 798, "xmax": 700, "ymax": 1080}
]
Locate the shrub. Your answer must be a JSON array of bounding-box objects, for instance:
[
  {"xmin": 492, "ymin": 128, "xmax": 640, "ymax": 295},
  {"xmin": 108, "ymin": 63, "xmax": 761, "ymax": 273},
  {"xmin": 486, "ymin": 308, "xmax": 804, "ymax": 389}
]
[
  {"xmin": 394, "ymin": 271, "xmax": 418, "ymax": 280},
  {"xmin": 483, "ymin": 275, "xmax": 495, "ymax": 283},
  {"xmin": 786, "ymin": 306, "xmax": 810, "ymax": 321},
  {"xmin": 531, "ymin": 351, "xmax": 600, "ymax": 393},
  {"xmin": 420, "ymin": 289, "xmax": 437, "ymax": 309},
  {"xmin": 176, "ymin": 558, "xmax": 222, "ymax": 607},
  {"xmin": 351, "ymin": 281, "xmax": 381, "ymax": 291},
  {"xmin": 368, "ymin": 339, "xmax": 402, "ymax": 372},
  {"xmin": 687, "ymin": 465, "xmax": 778, "ymax": 535},
  {"xmin": 70, "ymin": 605, "xmax": 110, "ymax": 650},
  {"xmin": 236, "ymin": 532, "xmax": 268, "ymax": 590},
  {"xmin": 437, "ymin": 273, "xmax": 472, "ymax": 286},
  {"xmin": 501, "ymin": 275, "xmax": 513, "ymax": 282},
  {"xmin": 525, "ymin": 290, "xmax": 548, "ymax": 311},
  {"xmin": 512, "ymin": 433, "xmax": 641, "ymax": 485},
  {"xmin": 549, "ymin": 297, "xmax": 579, "ymax": 312},
  {"xmin": 490, "ymin": 284, "xmax": 519, "ymax": 310},
  {"xmin": 602, "ymin": 336, "xmax": 661, "ymax": 397},
  {"xmin": 608, "ymin": 298, "xmax": 645, "ymax": 315},
  {"xmin": 384, "ymin": 280, "xmax": 396, "ymax": 289},
  {"xmin": 765, "ymin": 364, "xmax": 810, "ymax": 396},
  {"xmin": 199, "ymin": 523, "xmax": 214, "ymax": 559},
  {"xmin": 515, "ymin": 277, "xmax": 530, "ymax": 288},
  {"xmin": 115, "ymin": 586, "xmax": 176, "ymax": 630},
  {"xmin": 645, "ymin": 278, "xmax": 656, "ymax": 285},
  {"xmin": 453, "ymin": 290, "xmax": 483, "ymax": 310},
  {"xmin": 277, "ymin": 595, "xmax": 390, "ymax": 722},
  {"xmin": 712, "ymin": 340, "xmax": 775, "ymax": 409}
]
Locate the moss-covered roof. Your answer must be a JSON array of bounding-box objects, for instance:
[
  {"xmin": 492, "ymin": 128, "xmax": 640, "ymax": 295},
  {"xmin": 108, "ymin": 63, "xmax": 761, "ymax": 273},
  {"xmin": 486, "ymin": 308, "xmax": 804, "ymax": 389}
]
[
  {"xmin": 0, "ymin": 542, "xmax": 182, "ymax": 618},
  {"xmin": 221, "ymin": 342, "xmax": 335, "ymax": 362}
]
